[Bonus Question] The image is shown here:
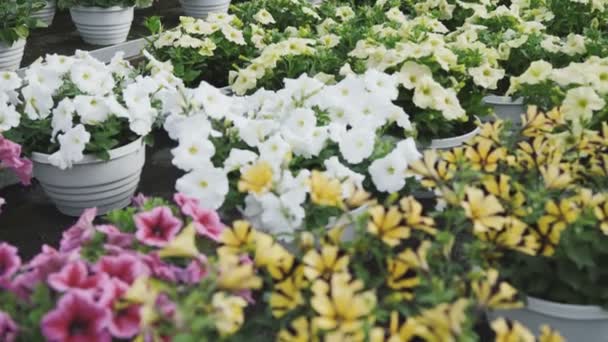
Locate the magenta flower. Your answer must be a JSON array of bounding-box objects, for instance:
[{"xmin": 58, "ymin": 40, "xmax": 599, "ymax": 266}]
[
  {"xmin": 181, "ymin": 255, "xmax": 208, "ymax": 284},
  {"xmin": 174, "ymin": 192, "xmax": 200, "ymax": 216},
  {"xmin": 131, "ymin": 193, "xmax": 148, "ymax": 207},
  {"xmin": 189, "ymin": 206, "xmax": 225, "ymax": 241},
  {"xmin": 110, "ymin": 304, "xmax": 140, "ymax": 339},
  {"xmin": 0, "ymin": 136, "xmax": 33, "ymax": 186},
  {"xmin": 134, "ymin": 207, "xmax": 182, "ymax": 247},
  {"xmin": 41, "ymin": 292, "xmax": 111, "ymax": 342},
  {"xmin": 60, "ymin": 208, "xmax": 97, "ymax": 253},
  {"xmin": 47, "ymin": 261, "xmax": 107, "ymax": 293},
  {"xmin": 0, "ymin": 242, "xmax": 21, "ymax": 281},
  {"xmin": 155, "ymin": 293, "xmax": 176, "ymax": 318},
  {"xmin": 96, "ymin": 254, "xmax": 148, "ymax": 286},
  {"xmin": 141, "ymin": 253, "xmax": 181, "ymax": 282},
  {"xmin": 0, "ymin": 311, "xmax": 18, "ymax": 342},
  {"xmin": 96, "ymin": 225, "xmax": 133, "ymax": 249}
]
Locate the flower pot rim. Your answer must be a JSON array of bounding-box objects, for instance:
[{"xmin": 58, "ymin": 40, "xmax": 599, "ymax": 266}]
[
  {"xmin": 0, "ymin": 39, "xmax": 26, "ymax": 49},
  {"xmin": 483, "ymin": 94, "xmax": 524, "ymax": 105},
  {"xmin": 31, "ymin": 137, "xmax": 143, "ymax": 166},
  {"xmin": 526, "ymin": 295, "xmax": 608, "ymax": 320},
  {"xmin": 428, "ymin": 122, "xmax": 480, "ymax": 149},
  {"xmin": 70, "ymin": 5, "xmax": 134, "ymax": 11}
]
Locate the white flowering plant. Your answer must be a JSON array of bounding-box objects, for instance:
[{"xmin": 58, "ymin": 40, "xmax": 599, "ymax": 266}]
[
  {"xmin": 57, "ymin": 0, "xmax": 153, "ymax": 9},
  {"xmin": 152, "ymin": 50, "xmax": 422, "ymax": 236},
  {"xmin": 0, "ymin": 51, "xmax": 182, "ymax": 170},
  {"xmin": 0, "ymin": 0, "xmax": 46, "ymax": 45},
  {"xmin": 507, "ymin": 57, "xmax": 608, "ymax": 131}
]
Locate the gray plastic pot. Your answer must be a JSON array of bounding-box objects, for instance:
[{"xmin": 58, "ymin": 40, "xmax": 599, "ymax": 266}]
[
  {"xmin": 32, "ymin": 0, "xmax": 57, "ymax": 26},
  {"xmin": 428, "ymin": 124, "xmax": 480, "ymax": 150},
  {"xmin": 70, "ymin": 6, "xmax": 134, "ymax": 46},
  {"xmin": 488, "ymin": 296, "xmax": 608, "ymax": 342},
  {"xmin": 31, "ymin": 138, "xmax": 145, "ymax": 217},
  {"xmin": 483, "ymin": 95, "xmax": 525, "ymax": 125},
  {"xmin": 0, "ymin": 39, "xmax": 26, "ymax": 71},
  {"xmin": 180, "ymin": 0, "xmax": 231, "ymax": 18}
]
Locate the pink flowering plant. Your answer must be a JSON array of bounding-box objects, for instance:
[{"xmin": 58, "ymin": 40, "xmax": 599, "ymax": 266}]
[
  {"xmin": 0, "ymin": 134, "xmax": 33, "ymax": 213},
  {"xmin": 0, "ymin": 193, "xmax": 263, "ymax": 341}
]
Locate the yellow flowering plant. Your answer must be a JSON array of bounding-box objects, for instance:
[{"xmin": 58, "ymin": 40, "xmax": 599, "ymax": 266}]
[{"xmin": 408, "ymin": 106, "xmax": 608, "ymax": 306}]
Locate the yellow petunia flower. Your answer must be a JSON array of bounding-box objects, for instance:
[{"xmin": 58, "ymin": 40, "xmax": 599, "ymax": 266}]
[
  {"xmin": 367, "ymin": 205, "xmax": 411, "ymax": 247},
  {"xmin": 238, "ymin": 161, "xmax": 274, "ymax": 194},
  {"xmin": 400, "ymin": 196, "xmax": 437, "ymax": 235},
  {"xmin": 254, "ymin": 232, "xmax": 296, "ymax": 280},
  {"xmin": 276, "ymin": 316, "xmax": 313, "ymax": 342},
  {"xmin": 303, "ymin": 245, "xmax": 349, "ymax": 281},
  {"xmin": 482, "ymin": 175, "xmax": 527, "ymax": 217},
  {"xmin": 533, "ymin": 199, "xmax": 579, "ymax": 256},
  {"xmin": 217, "ymin": 253, "xmax": 263, "ymax": 291},
  {"xmin": 309, "ymin": 170, "xmax": 343, "ymax": 207},
  {"xmin": 409, "ymin": 150, "xmax": 454, "ymax": 189},
  {"xmin": 461, "ymin": 187, "xmax": 505, "ymax": 233},
  {"xmin": 491, "ymin": 318, "xmax": 535, "ymax": 342},
  {"xmin": 538, "ymin": 325, "xmax": 565, "ymax": 342},
  {"xmin": 270, "ymin": 271, "xmax": 306, "ymax": 318},
  {"xmin": 477, "ymin": 216, "xmax": 539, "ymax": 256},
  {"xmin": 310, "ymin": 273, "xmax": 377, "ymax": 336},
  {"xmin": 212, "ymin": 292, "xmax": 248, "ymax": 336},
  {"xmin": 465, "ymin": 139, "xmax": 507, "ymax": 172},
  {"xmin": 594, "ymin": 197, "xmax": 608, "ymax": 235},
  {"xmin": 540, "ymin": 164, "xmax": 572, "ymax": 190},
  {"xmin": 158, "ymin": 224, "xmax": 199, "ymax": 259},
  {"xmin": 386, "ymin": 255, "xmax": 420, "ymax": 301},
  {"xmin": 218, "ymin": 220, "xmax": 256, "ymax": 256},
  {"xmin": 471, "ymin": 269, "xmax": 522, "ymax": 310},
  {"xmin": 409, "ymin": 299, "xmax": 470, "ymax": 342}
]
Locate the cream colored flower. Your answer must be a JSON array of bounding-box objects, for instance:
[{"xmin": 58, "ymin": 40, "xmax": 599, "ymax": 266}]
[{"xmin": 468, "ymin": 63, "xmax": 505, "ymax": 90}]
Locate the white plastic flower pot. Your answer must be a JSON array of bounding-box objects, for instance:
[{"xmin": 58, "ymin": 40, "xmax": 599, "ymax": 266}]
[
  {"xmin": 0, "ymin": 39, "xmax": 26, "ymax": 71},
  {"xmin": 428, "ymin": 124, "xmax": 480, "ymax": 150},
  {"xmin": 70, "ymin": 6, "xmax": 134, "ymax": 46},
  {"xmin": 31, "ymin": 138, "xmax": 146, "ymax": 217},
  {"xmin": 488, "ymin": 296, "xmax": 608, "ymax": 342},
  {"xmin": 483, "ymin": 95, "xmax": 525, "ymax": 125},
  {"xmin": 32, "ymin": 0, "xmax": 57, "ymax": 26},
  {"xmin": 180, "ymin": 0, "xmax": 231, "ymax": 18}
]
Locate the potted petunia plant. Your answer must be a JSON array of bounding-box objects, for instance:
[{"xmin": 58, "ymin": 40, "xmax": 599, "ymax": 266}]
[
  {"xmin": 0, "ymin": 0, "xmax": 46, "ymax": 71},
  {"xmin": 407, "ymin": 107, "xmax": 608, "ymax": 340},
  {"xmin": 0, "ymin": 51, "xmax": 182, "ymax": 216},
  {"xmin": 57, "ymin": 0, "xmax": 153, "ymax": 45}
]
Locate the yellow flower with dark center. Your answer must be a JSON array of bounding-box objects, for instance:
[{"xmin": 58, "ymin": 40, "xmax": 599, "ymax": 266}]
[
  {"xmin": 309, "ymin": 170, "xmax": 343, "ymax": 207},
  {"xmin": 540, "ymin": 164, "xmax": 572, "ymax": 189},
  {"xmin": 482, "ymin": 175, "xmax": 528, "ymax": 217},
  {"xmin": 212, "ymin": 292, "xmax": 248, "ymax": 336},
  {"xmin": 513, "ymin": 136, "xmax": 563, "ymax": 170},
  {"xmin": 344, "ymin": 182, "xmax": 375, "ymax": 209},
  {"xmin": 533, "ymin": 198, "xmax": 580, "ymax": 256},
  {"xmin": 310, "ymin": 273, "xmax": 377, "ymax": 336},
  {"xmin": 298, "ymin": 231, "xmax": 315, "ymax": 251},
  {"xmin": 395, "ymin": 240, "xmax": 431, "ymax": 271},
  {"xmin": 238, "ymin": 161, "xmax": 274, "ymax": 194},
  {"xmin": 491, "ymin": 318, "xmax": 535, "ymax": 342},
  {"xmin": 408, "ymin": 150, "xmax": 454, "ymax": 188},
  {"xmin": 368, "ymin": 205, "xmax": 410, "ymax": 246},
  {"xmin": 478, "ymin": 216, "xmax": 539, "ymax": 256},
  {"xmin": 590, "ymin": 153, "xmax": 608, "ymax": 177},
  {"xmin": 471, "ymin": 269, "xmax": 522, "ymax": 310},
  {"xmin": 277, "ymin": 316, "xmax": 312, "ymax": 342},
  {"xmin": 461, "ymin": 187, "xmax": 505, "ymax": 233},
  {"xmin": 441, "ymin": 147, "xmax": 466, "ymax": 166},
  {"xmin": 303, "ymin": 245, "xmax": 349, "ymax": 281},
  {"xmin": 465, "ymin": 139, "xmax": 507, "ymax": 172},
  {"xmin": 270, "ymin": 271, "xmax": 306, "ymax": 318},
  {"xmin": 254, "ymin": 232, "xmax": 295, "ymax": 280},
  {"xmin": 521, "ymin": 106, "xmax": 556, "ymax": 137},
  {"xmin": 217, "ymin": 253, "xmax": 263, "ymax": 291},
  {"xmin": 477, "ymin": 120, "xmax": 504, "ymax": 144},
  {"xmin": 218, "ymin": 220, "xmax": 256, "ymax": 256},
  {"xmin": 400, "ymin": 196, "xmax": 437, "ymax": 235},
  {"xmin": 539, "ymin": 325, "xmax": 565, "ymax": 342},
  {"xmin": 409, "ymin": 299, "xmax": 469, "ymax": 342},
  {"xmin": 594, "ymin": 197, "xmax": 608, "ymax": 235},
  {"xmin": 369, "ymin": 311, "xmax": 420, "ymax": 342},
  {"xmin": 386, "ymin": 255, "xmax": 420, "ymax": 300}
]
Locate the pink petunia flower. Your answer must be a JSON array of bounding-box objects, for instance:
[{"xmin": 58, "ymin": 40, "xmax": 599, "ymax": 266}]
[
  {"xmin": 96, "ymin": 225, "xmax": 134, "ymax": 249},
  {"xmin": 188, "ymin": 206, "xmax": 225, "ymax": 241},
  {"xmin": 181, "ymin": 255, "xmax": 209, "ymax": 284},
  {"xmin": 96, "ymin": 253, "xmax": 149, "ymax": 286},
  {"xmin": 140, "ymin": 253, "xmax": 181, "ymax": 282},
  {"xmin": 41, "ymin": 292, "xmax": 111, "ymax": 342},
  {"xmin": 0, "ymin": 311, "xmax": 18, "ymax": 342},
  {"xmin": 0, "ymin": 136, "xmax": 33, "ymax": 186},
  {"xmin": 0, "ymin": 242, "xmax": 21, "ymax": 281},
  {"xmin": 131, "ymin": 193, "xmax": 148, "ymax": 208},
  {"xmin": 60, "ymin": 208, "xmax": 97, "ymax": 253},
  {"xmin": 173, "ymin": 192, "xmax": 200, "ymax": 216},
  {"xmin": 47, "ymin": 261, "xmax": 107, "ymax": 294},
  {"xmin": 97, "ymin": 278, "xmax": 141, "ymax": 339},
  {"xmin": 134, "ymin": 207, "xmax": 182, "ymax": 247}
]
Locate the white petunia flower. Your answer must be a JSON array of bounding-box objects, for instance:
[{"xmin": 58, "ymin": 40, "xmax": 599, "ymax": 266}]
[
  {"xmin": 0, "ymin": 71, "xmax": 21, "ymax": 92},
  {"xmin": 22, "ymin": 85, "xmax": 54, "ymax": 120},
  {"xmin": 517, "ymin": 60, "xmax": 553, "ymax": 85},
  {"xmin": 283, "ymin": 107, "xmax": 317, "ymax": 134},
  {"xmin": 48, "ymin": 124, "xmax": 90, "ymax": 170},
  {"xmin": 172, "ymin": 138, "xmax": 216, "ymax": 171},
  {"xmin": 253, "ymin": 9, "xmax": 276, "ymax": 25},
  {"xmin": 363, "ymin": 69, "xmax": 399, "ymax": 100},
  {"xmin": 73, "ymin": 95, "xmax": 111, "ymax": 125},
  {"xmin": 221, "ymin": 26, "xmax": 246, "ymax": 45},
  {"xmin": 0, "ymin": 102, "xmax": 20, "ymax": 132},
  {"xmin": 413, "ymin": 77, "xmax": 444, "ymax": 109},
  {"xmin": 324, "ymin": 156, "xmax": 365, "ymax": 196},
  {"xmin": 259, "ymin": 134, "xmax": 291, "ymax": 167},
  {"xmin": 51, "ymin": 98, "xmax": 75, "ymax": 139},
  {"xmin": 561, "ymin": 86, "xmax": 605, "ymax": 123},
  {"xmin": 45, "ymin": 54, "xmax": 75, "ymax": 74},
  {"xmin": 223, "ymin": 148, "xmax": 258, "ymax": 173},
  {"xmin": 399, "ymin": 61, "xmax": 432, "ymax": 90},
  {"xmin": 368, "ymin": 150, "xmax": 408, "ymax": 193},
  {"xmin": 176, "ymin": 164, "xmax": 229, "ymax": 209},
  {"xmin": 468, "ymin": 63, "xmax": 505, "ymax": 90},
  {"xmin": 339, "ymin": 128, "xmax": 376, "ymax": 164}
]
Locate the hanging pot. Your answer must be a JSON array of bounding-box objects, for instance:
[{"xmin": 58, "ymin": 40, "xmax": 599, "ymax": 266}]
[
  {"xmin": 179, "ymin": 0, "xmax": 231, "ymax": 18},
  {"xmin": 70, "ymin": 6, "xmax": 134, "ymax": 46}
]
